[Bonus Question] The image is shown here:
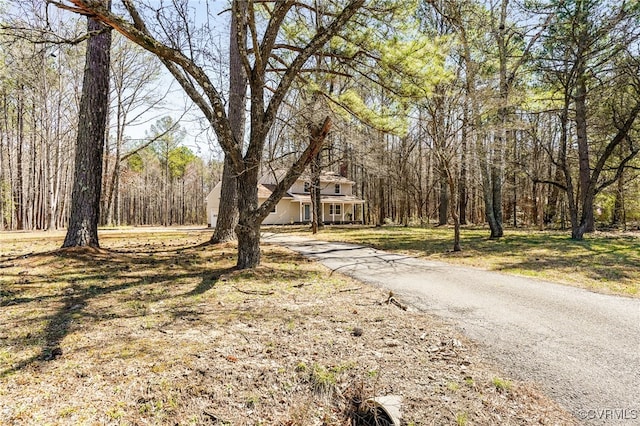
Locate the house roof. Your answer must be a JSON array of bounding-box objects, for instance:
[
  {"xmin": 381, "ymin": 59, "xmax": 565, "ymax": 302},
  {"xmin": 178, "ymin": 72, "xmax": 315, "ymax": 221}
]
[
  {"xmin": 258, "ymin": 184, "xmax": 293, "ymax": 200},
  {"xmin": 257, "ymin": 184, "xmax": 272, "ymax": 199},
  {"xmin": 209, "ymin": 170, "xmax": 360, "ymax": 201},
  {"xmin": 259, "ymin": 169, "xmax": 355, "ymax": 185},
  {"xmin": 290, "ymin": 194, "xmax": 365, "ymax": 204},
  {"xmin": 298, "ymin": 171, "xmax": 355, "ymax": 185}
]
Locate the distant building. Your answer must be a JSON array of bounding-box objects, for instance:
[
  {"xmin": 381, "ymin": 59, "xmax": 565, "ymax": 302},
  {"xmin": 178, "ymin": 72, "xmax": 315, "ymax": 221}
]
[{"xmin": 205, "ymin": 170, "xmax": 365, "ymax": 227}]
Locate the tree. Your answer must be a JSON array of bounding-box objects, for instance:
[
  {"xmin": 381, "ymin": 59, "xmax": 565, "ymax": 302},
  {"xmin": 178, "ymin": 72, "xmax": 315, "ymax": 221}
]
[
  {"xmin": 102, "ymin": 32, "xmax": 167, "ymax": 226},
  {"xmin": 147, "ymin": 115, "xmax": 185, "ymax": 226},
  {"xmin": 537, "ymin": 0, "xmax": 640, "ymax": 240},
  {"xmin": 1, "ymin": 2, "xmax": 86, "ymax": 231},
  {"xmin": 50, "ymin": 0, "xmax": 367, "ymax": 268},
  {"xmin": 210, "ymin": 0, "xmax": 247, "ymax": 244},
  {"xmin": 62, "ymin": 0, "xmax": 111, "ymax": 248}
]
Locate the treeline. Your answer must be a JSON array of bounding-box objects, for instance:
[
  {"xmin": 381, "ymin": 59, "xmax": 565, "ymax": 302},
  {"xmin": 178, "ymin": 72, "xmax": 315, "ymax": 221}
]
[
  {"xmin": 1, "ymin": 0, "xmax": 639, "ymax": 237},
  {"xmin": 0, "ymin": 6, "xmax": 217, "ymax": 231},
  {"xmin": 265, "ymin": 0, "xmax": 640, "ymax": 236}
]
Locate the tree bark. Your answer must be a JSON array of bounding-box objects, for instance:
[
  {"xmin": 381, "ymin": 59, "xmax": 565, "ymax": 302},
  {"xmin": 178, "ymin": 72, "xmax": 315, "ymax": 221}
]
[
  {"xmin": 459, "ymin": 105, "xmax": 468, "ymax": 225},
  {"xmin": 611, "ymin": 166, "xmax": 624, "ymax": 227},
  {"xmin": 211, "ymin": 0, "xmax": 247, "ymax": 243},
  {"xmin": 544, "ymin": 163, "xmax": 564, "ymax": 225},
  {"xmin": 14, "ymin": 84, "xmax": 24, "ymax": 230},
  {"xmin": 490, "ymin": 163, "xmax": 504, "ymax": 237},
  {"xmin": 62, "ymin": 3, "xmax": 112, "ymax": 248},
  {"xmin": 448, "ymin": 174, "xmax": 461, "ymax": 252},
  {"xmin": 310, "ymin": 151, "xmax": 322, "ymax": 233},
  {"xmin": 211, "ymin": 157, "xmax": 240, "ymax": 242},
  {"xmin": 438, "ymin": 173, "xmax": 448, "ymax": 226},
  {"xmin": 574, "ymin": 74, "xmax": 594, "ymax": 234}
]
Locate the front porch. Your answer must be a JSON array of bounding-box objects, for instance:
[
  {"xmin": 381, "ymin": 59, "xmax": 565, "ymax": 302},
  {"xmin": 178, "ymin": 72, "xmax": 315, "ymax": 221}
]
[{"xmin": 294, "ymin": 196, "xmax": 365, "ymax": 225}]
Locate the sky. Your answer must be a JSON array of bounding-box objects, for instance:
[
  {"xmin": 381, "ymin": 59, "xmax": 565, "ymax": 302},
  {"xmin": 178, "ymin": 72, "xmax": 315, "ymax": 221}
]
[{"xmin": 120, "ymin": 1, "xmax": 231, "ymax": 162}]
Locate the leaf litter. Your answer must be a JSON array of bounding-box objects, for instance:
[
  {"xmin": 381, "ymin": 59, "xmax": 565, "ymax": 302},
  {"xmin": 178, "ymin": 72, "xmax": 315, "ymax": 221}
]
[{"xmin": 0, "ymin": 229, "xmax": 576, "ymax": 425}]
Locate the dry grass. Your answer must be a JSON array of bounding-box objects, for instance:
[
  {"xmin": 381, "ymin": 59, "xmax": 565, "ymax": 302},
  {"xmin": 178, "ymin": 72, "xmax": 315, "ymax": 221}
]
[
  {"xmin": 0, "ymin": 228, "xmax": 576, "ymax": 425},
  {"xmin": 266, "ymin": 225, "xmax": 640, "ymax": 297}
]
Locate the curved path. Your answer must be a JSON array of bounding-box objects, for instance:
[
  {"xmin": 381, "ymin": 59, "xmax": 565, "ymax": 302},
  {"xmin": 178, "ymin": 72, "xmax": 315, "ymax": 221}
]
[{"xmin": 263, "ymin": 233, "xmax": 640, "ymax": 425}]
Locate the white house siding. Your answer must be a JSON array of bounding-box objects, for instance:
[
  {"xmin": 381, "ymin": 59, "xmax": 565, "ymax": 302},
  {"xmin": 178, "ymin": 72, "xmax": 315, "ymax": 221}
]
[
  {"xmin": 205, "ymin": 182, "xmax": 222, "ymax": 227},
  {"xmin": 207, "ymin": 171, "xmax": 364, "ymax": 226},
  {"xmin": 289, "ymin": 180, "xmax": 307, "ymax": 194},
  {"xmin": 261, "ymin": 198, "xmax": 299, "ymax": 225},
  {"xmin": 337, "ymin": 182, "xmax": 353, "ymax": 196},
  {"xmin": 288, "ymin": 176, "xmax": 355, "ymax": 196}
]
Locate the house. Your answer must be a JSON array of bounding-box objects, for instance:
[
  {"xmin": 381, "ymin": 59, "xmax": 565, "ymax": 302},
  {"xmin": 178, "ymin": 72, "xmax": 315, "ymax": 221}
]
[{"xmin": 205, "ymin": 170, "xmax": 365, "ymax": 226}]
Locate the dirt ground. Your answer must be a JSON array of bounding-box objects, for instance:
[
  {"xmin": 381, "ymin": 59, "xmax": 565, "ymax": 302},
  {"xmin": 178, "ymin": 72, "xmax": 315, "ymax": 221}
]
[{"xmin": 0, "ymin": 228, "xmax": 577, "ymax": 425}]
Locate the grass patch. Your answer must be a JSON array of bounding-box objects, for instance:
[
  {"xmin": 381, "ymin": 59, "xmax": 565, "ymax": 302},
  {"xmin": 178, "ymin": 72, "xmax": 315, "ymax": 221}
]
[
  {"xmin": 275, "ymin": 225, "xmax": 640, "ymax": 296},
  {"xmin": 492, "ymin": 376, "xmax": 513, "ymax": 392}
]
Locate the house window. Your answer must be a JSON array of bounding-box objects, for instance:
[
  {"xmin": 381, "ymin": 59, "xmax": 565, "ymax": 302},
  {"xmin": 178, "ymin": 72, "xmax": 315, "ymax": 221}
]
[
  {"xmin": 334, "ymin": 183, "xmax": 341, "ymax": 194},
  {"xmin": 303, "ymin": 182, "xmax": 310, "ymax": 193},
  {"xmin": 330, "ymin": 204, "xmax": 341, "ymax": 215}
]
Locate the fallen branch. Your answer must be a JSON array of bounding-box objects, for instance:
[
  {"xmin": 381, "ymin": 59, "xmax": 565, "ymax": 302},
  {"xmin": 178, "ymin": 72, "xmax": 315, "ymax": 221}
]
[
  {"xmin": 292, "ymin": 282, "xmax": 309, "ymax": 288},
  {"xmin": 338, "ymin": 287, "xmax": 362, "ymax": 293},
  {"xmin": 384, "ymin": 291, "xmax": 407, "ymax": 311},
  {"xmin": 233, "ymin": 286, "xmax": 274, "ymax": 296}
]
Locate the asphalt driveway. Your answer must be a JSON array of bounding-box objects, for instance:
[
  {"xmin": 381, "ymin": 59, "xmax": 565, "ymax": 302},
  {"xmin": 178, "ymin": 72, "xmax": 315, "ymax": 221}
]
[{"xmin": 263, "ymin": 233, "xmax": 640, "ymax": 425}]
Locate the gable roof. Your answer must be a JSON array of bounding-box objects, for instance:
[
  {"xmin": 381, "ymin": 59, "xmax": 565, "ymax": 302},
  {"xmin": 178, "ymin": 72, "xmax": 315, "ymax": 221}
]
[
  {"xmin": 257, "ymin": 184, "xmax": 272, "ymax": 199},
  {"xmin": 258, "ymin": 183, "xmax": 293, "ymax": 200},
  {"xmin": 259, "ymin": 169, "xmax": 354, "ymax": 185}
]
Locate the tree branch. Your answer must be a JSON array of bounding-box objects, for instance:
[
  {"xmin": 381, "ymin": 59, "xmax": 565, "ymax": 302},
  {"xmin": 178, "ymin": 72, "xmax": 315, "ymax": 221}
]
[
  {"xmin": 256, "ymin": 117, "xmax": 332, "ymax": 219},
  {"xmin": 533, "ymin": 179, "xmax": 567, "ymax": 191},
  {"xmin": 59, "ymin": 0, "xmax": 243, "ymax": 172},
  {"xmin": 263, "ymin": 0, "xmax": 365, "ymax": 133}
]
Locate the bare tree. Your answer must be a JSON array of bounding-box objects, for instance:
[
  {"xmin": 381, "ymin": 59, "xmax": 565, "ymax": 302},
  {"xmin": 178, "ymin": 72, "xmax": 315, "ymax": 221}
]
[
  {"xmin": 49, "ymin": 0, "xmax": 365, "ymax": 267},
  {"xmin": 537, "ymin": 0, "xmax": 640, "ymax": 239},
  {"xmin": 102, "ymin": 33, "xmax": 167, "ymax": 226},
  {"xmin": 210, "ymin": 0, "xmax": 247, "ymax": 244}
]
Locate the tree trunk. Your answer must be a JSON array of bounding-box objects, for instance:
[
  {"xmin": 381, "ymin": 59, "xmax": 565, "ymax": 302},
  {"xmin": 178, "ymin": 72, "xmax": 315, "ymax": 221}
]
[
  {"xmin": 377, "ymin": 177, "xmax": 385, "ymax": 226},
  {"xmin": 236, "ymin": 218, "xmax": 261, "ymax": 269},
  {"xmin": 438, "ymin": 174, "xmax": 448, "ymax": 226},
  {"xmin": 459, "ymin": 108, "xmax": 468, "ymax": 225},
  {"xmin": 62, "ymin": 4, "xmax": 112, "ymax": 248},
  {"xmin": 235, "ymin": 163, "xmax": 260, "ymax": 269},
  {"xmin": 211, "ymin": 157, "xmax": 239, "ymax": 242},
  {"xmin": 104, "ymin": 97, "xmax": 124, "ymax": 227},
  {"xmin": 234, "ymin": 116, "xmax": 331, "ymax": 269},
  {"xmin": 0, "ymin": 92, "xmax": 4, "ymax": 230},
  {"xmin": 448, "ymin": 175, "xmax": 461, "ymax": 252},
  {"xmin": 575, "ymin": 75, "xmax": 594, "ymax": 234},
  {"xmin": 14, "ymin": 85, "xmax": 24, "ymax": 230},
  {"xmin": 479, "ymin": 135, "xmax": 502, "ymax": 239},
  {"xmin": 557, "ymin": 102, "xmax": 581, "ymax": 239},
  {"xmin": 211, "ymin": 0, "xmax": 247, "ymax": 243},
  {"xmin": 490, "ymin": 163, "xmax": 504, "ymax": 237},
  {"xmin": 544, "ymin": 164, "xmax": 564, "ymax": 225},
  {"xmin": 611, "ymin": 167, "xmax": 624, "ymax": 227},
  {"xmin": 310, "ymin": 151, "xmax": 322, "ymax": 233}
]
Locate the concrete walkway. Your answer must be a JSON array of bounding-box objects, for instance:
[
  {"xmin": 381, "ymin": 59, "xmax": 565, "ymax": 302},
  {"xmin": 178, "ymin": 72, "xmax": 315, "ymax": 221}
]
[{"xmin": 263, "ymin": 233, "xmax": 640, "ymax": 425}]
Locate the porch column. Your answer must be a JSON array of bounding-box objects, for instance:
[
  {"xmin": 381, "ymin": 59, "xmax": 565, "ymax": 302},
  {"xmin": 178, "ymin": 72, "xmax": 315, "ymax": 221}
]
[{"xmin": 341, "ymin": 203, "xmax": 345, "ymax": 222}]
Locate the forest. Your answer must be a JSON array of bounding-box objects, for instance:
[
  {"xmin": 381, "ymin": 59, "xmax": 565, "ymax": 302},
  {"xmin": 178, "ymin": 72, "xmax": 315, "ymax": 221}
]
[
  {"xmin": 1, "ymin": 3, "xmax": 638, "ymax": 424},
  {"xmin": 0, "ymin": 1, "xmax": 638, "ymax": 250}
]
